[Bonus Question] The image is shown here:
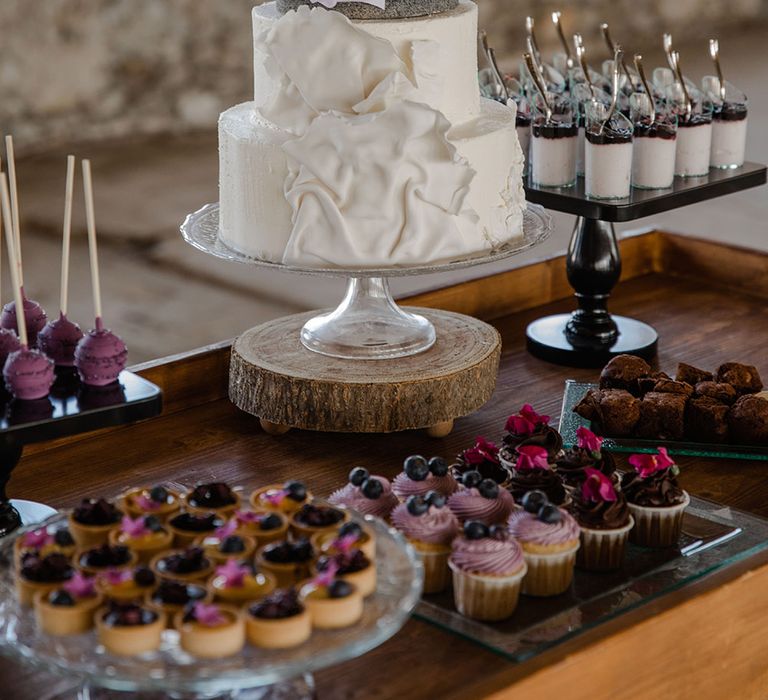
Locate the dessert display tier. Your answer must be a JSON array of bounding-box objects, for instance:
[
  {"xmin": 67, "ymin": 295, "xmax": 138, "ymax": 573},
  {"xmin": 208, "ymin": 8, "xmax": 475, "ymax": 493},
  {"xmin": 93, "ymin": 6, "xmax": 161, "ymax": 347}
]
[
  {"xmin": 0, "ymin": 508, "xmax": 421, "ymax": 698},
  {"xmin": 276, "ymin": 0, "xmax": 459, "ymax": 20}
]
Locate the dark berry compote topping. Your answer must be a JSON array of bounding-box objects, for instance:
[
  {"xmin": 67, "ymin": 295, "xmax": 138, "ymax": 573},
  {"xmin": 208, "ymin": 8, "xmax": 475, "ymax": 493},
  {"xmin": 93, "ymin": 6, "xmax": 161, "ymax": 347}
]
[
  {"xmin": 294, "ymin": 504, "xmax": 345, "ymax": 528},
  {"xmin": 103, "ymin": 602, "xmax": 158, "ymax": 627},
  {"xmin": 151, "ymin": 580, "xmax": 207, "ymax": 606},
  {"xmin": 73, "ymin": 498, "xmax": 121, "ymax": 526},
  {"xmin": 188, "ymin": 483, "xmax": 236, "ymax": 509},
  {"xmin": 249, "ymin": 588, "xmax": 304, "ymax": 619},
  {"xmin": 169, "ymin": 512, "xmax": 224, "ymax": 532},
  {"xmin": 21, "ymin": 552, "xmax": 73, "ymax": 583},
  {"xmin": 317, "ymin": 549, "xmax": 370, "ymax": 575},
  {"xmin": 262, "ymin": 539, "xmax": 314, "ymax": 564},
  {"xmin": 79, "ymin": 544, "xmax": 132, "ymax": 569},
  {"xmin": 158, "ymin": 547, "xmax": 210, "ymax": 575}
]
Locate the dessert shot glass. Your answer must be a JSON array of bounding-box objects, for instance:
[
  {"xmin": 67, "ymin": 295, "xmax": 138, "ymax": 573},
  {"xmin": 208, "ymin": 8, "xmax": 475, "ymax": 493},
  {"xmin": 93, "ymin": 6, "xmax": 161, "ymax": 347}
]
[
  {"xmin": 584, "ymin": 99, "xmax": 634, "ymax": 199},
  {"xmin": 630, "ymin": 93, "xmax": 678, "ymax": 189},
  {"xmin": 702, "ymin": 76, "xmax": 748, "ymax": 169},
  {"xmin": 571, "ymin": 83, "xmax": 610, "ymax": 176},
  {"xmin": 667, "ymin": 83, "xmax": 714, "ymax": 178},
  {"xmin": 530, "ymin": 93, "xmax": 578, "ymax": 188}
]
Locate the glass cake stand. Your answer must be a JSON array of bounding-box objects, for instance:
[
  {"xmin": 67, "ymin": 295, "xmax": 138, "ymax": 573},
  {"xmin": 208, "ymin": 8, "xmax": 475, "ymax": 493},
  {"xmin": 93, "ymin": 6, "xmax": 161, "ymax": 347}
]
[
  {"xmin": 0, "ymin": 507, "xmax": 422, "ymax": 700},
  {"xmin": 181, "ymin": 203, "xmax": 551, "ymax": 360}
]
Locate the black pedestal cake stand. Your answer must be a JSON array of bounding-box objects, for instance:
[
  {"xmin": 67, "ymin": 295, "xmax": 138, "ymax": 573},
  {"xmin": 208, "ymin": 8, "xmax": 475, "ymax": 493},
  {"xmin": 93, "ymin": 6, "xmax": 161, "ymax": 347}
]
[
  {"xmin": 0, "ymin": 369, "xmax": 162, "ymax": 537},
  {"xmin": 524, "ymin": 162, "xmax": 767, "ymax": 367}
]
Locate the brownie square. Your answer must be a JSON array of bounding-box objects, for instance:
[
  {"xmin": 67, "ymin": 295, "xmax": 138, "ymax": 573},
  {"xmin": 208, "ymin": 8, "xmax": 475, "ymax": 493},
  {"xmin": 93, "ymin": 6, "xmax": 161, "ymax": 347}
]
[
  {"xmin": 599, "ymin": 355, "xmax": 651, "ymax": 396},
  {"xmin": 685, "ymin": 397, "xmax": 729, "ymax": 443},
  {"xmin": 598, "ymin": 389, "xmax": 641, "ymax": 437},
  {"xmin": 635, "ymin": 392, "xmax": 687, "ymax": 440},
  {"xmin": 675, "ymin": 363, "xmax": 713, "ymax": 386},
  {"xmin": 728, "ymin": 395, "xmax": 768, "ymax": 445},
  {"xmin": 652, "ymin": 379, "xmax": 693, "ymax": 397},
  {"xmin": 695, "ymin": 381, "xmax": 737, "ymax": 405},
  {"xmin": 716, "ymin": 363, "xmax": 763, "ymax": 395}
]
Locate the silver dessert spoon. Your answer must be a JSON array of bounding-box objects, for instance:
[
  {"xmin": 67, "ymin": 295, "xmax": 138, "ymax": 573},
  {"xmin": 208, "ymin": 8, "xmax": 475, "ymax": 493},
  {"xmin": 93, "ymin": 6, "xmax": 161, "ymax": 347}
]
[
  {"xmin": 480, "ymin": 30, "xmax": 509, "ymax": 101},
  {"xmin": 552, "ymin": 11, "xmax": 574, "ymax": 70},
  {"xmin": 600, "ymin": 23, "xmax": 633, "ymax": 85},
  {"xmin": 634, "ymin": 53, "xmax": 655, "ymax": 126},
  {"xmin": 525, "ymin": 16, "xmax": 542, "ymax": 64},
  {"xmin": 709, "ymin": 38, "xmax": 727, "ymax": 102},
  {"xmin": 671, "ymin": 50, "xmax": 693, "ymax": 120},
  {"xmin": 599, "ymin": 45, "xmax": 622, "ymax": 135},
  {"xmin": 523, "ymin": 51, "xmax": 552, "ymax": 123},
  {"xmin": 573, "ymin": 34, "xmax": 595, "ymax": 96},
  {"xmin": 663, "ymin": 33, "xmax": 676, "ymax": 72}
]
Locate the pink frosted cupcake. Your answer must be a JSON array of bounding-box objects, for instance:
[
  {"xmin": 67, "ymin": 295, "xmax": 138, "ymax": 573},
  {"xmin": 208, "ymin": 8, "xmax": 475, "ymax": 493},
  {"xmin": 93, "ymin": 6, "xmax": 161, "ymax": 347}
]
[
  {"xmin": 508, "ymin": 496, "xmax": 580, "ymax": 597},
  {"xmin": 328, "ymin": 468, "xmax": 399, "ymax": 521},
  {"xmin": 392, "ymin": 455, "xmax": 459, "ymax": 501},
  {"xmin": 448, "ymin": 521, "xmax": 527, "ymax": 621},
  {"xmin": 391, "ymin": 494, "xmax": 459, "ymax": 594},
  {"xmin": 447, "ymin": 471, "xmax": 515, "ymax": 525}
]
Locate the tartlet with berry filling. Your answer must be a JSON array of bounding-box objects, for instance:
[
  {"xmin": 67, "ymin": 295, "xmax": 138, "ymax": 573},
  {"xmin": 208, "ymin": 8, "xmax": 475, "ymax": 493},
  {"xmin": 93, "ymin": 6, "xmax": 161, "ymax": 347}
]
[
  {"xmin": 312, "ymin": 547, "xmax": 376, "ymax": 597},
  {"xmin": 246, "ymin": 588, "xmax": 312, "ymax": 649},
  {"xmin": 290, "ymin": 503, "xmax": 349, "ymax": 539},
  {"xmin": 145, "ymin": 580, "xmax": 212, "ymax": 627},
  {"xmin": 256, "ymin": 538, "xmax": 315, "ymax": 588},
  {"xmin": 96, "ymin": 602, "xmax": 165, "ymax": 656},
  {"xmin": 207, "ymin": 559, "xmax": 276, "ymax": 605},
  {"xmin": 151, "ymin": 547, "xmax": 214, "ymax": 583},
  {"xmin": 183, "ymin": 482, "xmax": 241, "ymax": 516},
  {"xmin": 299, "ymin": 570, "xmax": 363, "ymax": 630},
  {"xmin": 311, "ymin": 521, "xmax": 376, "ymax": 560},
  {"xmin": 77, "ymin": 544, "xmax": 137, "ymax": 576},
  {"xmin": 250, "ymin": 481, "xmax": 312, "ymax": 515},
  {"xmin": 96, "ymin": 566, "xmax": 158, "ymax": 603},
  {"xmin": 167, "ymin": 511, "xmax": 226, "ymax": 548},
  {"xmin": 229, "ymin": 509, "xmax": 288, "ymax": 545},
  {"xmin": 174, "ymin": 602, "xmax": 245, "ymax": 658},
  {"xmin": 450, "ymin": 438, "xmax": 511, "ymax": 487},
  {"xmin": 119, "ymin": 485, "xmax": 181, "ymax": 522},
  {"xmin": 329, "ymin": 467, "xmax": 399, "ymax": 520},
  {"xmin": 68, "ymin": 498, "xmax": 123, "ymax": 549},
  {"xmin": 194, "ymin": 521, "xmax": 257, "ymax": 564},
  {"xmin": 34, "ymin": 571, "xmax": 103, "ymax": 635},
  {"xmin": 14, "ymin": 526, "xmax": 76, "ymax": 567},
  {"xmin": 108, "ymin": 515, "xmax": 174, "ymax": 564},
  {"xmin": 392, "ymin": 455, "xmax": 459, "ymax": 500},
  {"xmin": 16, "ymin": 551, "xmax": 74, "ymax": 606}
]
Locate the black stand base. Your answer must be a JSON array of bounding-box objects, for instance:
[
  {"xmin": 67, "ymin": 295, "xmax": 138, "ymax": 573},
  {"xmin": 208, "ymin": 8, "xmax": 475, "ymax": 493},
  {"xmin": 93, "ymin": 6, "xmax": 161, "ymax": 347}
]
[{"xmin": 526, "ymin": 313, "xmax": 658, "ymax": 368}]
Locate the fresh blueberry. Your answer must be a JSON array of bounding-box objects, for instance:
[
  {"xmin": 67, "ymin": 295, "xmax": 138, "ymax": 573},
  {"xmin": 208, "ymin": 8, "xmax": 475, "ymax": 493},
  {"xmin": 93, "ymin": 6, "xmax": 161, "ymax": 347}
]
[
  {"xmin": 53, "ymin": 529, "xmax": 74, "ymax": 547},
  {"xmin": 521, "ymin": 490, "xmax": 549, "ymax": 514},
  {"xmin": 477, "ymin": 479, "xmax": 499, "ymax": 500},
  {"xmin": 328, "ymin": 579, "xmax": 354, "ymax": 599},
  {"xmin": 50, "ymin": 590, "xmax": 75, "ymax": 606},
  {"xmin": 349, "ymin": 467, "xmax": 369, "ymax": 486},
  {"xmin": 488, "ymin": 524, "xmax": 508, "ymax": 541},
  {"xmin": 220, "ymin": 536, "xmax": 246, "ymax": 553},
  {"xmin": 538, "ymin": 504, "xmax": 562, "ymax": 524},
  {"xmin": 260, "ymin": 513, "xmax": 283, "ymax": 531},
  {"xmin": 424, "ymin": 490, "xmax": 446, "ymax": 509},
  {"xmin": 285, "ymin": 481, "xmax": 307, "ymax": 502},
  {"xmin": 406, "ymin": 495, "xmax": 430, "ymax": 516},
  {"xmin": 149, "ymin": 486, "xmax": 169, "ymax": 503},
  {"xmin": 338, "ymin": 522, "xmax": 363, "ymax": 540},
  {"xmin": 144, "ymin": 515, "xmax": 164, "ymax": 533},
  {"xmin": 291, "ymin": 539, "xmax": 314, "ymax": 561},
  {"xmin": 428, "ymin": 456, "xmax": 448, "ymax": 477},
  {"xmin": 403, "ymin": 455, "xmax": 429, "ymax": 482},
  {"xmin": 134, "ymin": 567, "xmax": 156, "ymax": 587},
  {"xmin": 360, "ymin": 478, "xmax": 383, "ymax": 500},
  {"xmin": 463, "ymin": 521, "xmax": 489, "ymax": 540},
  {"xmin": 461, "ymin": 470, "xmax": 483, "ymax": 489}
]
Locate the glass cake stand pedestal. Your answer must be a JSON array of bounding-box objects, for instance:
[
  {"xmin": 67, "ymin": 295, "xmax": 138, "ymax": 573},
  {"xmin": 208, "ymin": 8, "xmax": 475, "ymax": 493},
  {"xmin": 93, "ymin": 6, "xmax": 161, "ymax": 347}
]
[{"xmin": 181, "ymin": 204, "xmax": 551, "ymax": 436}]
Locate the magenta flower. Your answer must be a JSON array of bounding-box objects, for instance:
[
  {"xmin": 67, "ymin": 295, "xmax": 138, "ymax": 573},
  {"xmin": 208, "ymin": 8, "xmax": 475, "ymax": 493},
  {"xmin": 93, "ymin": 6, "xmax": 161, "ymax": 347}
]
[
  {"xmin": 313, "ymin": 560, "xmax": 339, "ymax": 588},
  {"xmin": 120, "ymin": 515, "xmax": 151, "ymax": 538},
  {"xmin": 234, "ymin": 510, "xmax": 262, "ymax": 526},
  {"xmin": 505, "ymin": 404, "xmax": 550, "ymax": 436},
  {"xmin": 214, "ymin": 520, "xmax": 238, "ymax": 540},
  {"xmin": 515, "ymin": 445, "xmax": 550, "ymax": 471},
  {"xmin": 136, "ymin": 494, "xmax": 161, "ymax": 511},
  {"xmin": 64, "ymin": 571, "xmax": 96, "ymax": 598},
  {"xmin": 22, "ymin": 528, "xmax": 53, "ymax": 549},
  {"xmin": 576, "ymin": 426, "xmax": 603, "ymax": 454},
  {"xmin": 192, "ymin": 602, "xmax": 227, "ymax": 627},
  {"xmin": 581, "ymin": 468, "xmax": 617, "ymax": 503},
  {"xmin": 264, "ymin": 488, "xmax": 287, "ymax": 507},
  {"xmin": 628, "ymin": 447, "xmax": 676, "ymax": 478},
  {"xmin": 215, "ymin": 558, "xmax": 249, "ymax": 588},
  {"xmin": 463, "ymin": 437, "xmax": 500, "ymax": 465},
  {"xmin": 102, "ymin": 568, "xmax": 132, "ymax": 586},
  {"xmin": 332, "ymin": 533, "xmax": 360, "ymax": 554}
]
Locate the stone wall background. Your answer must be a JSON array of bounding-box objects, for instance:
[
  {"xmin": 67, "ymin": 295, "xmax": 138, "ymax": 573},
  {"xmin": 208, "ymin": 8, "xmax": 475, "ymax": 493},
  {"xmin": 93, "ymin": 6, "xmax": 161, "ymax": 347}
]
[{"xmin": 1, "ymin": 0, "xmax": 766, "ymax": 153}]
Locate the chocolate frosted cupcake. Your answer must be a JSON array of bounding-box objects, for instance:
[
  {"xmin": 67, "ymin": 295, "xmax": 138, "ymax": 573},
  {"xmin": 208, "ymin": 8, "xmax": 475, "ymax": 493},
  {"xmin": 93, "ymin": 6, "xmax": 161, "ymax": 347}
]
[
  {"xmin": 392, "ymin": 455, "xmax": 459, "ymax": 500},
  {"xmin": 329, "ymin": 468, "xmax": 399, "ymax": 520},
  {"xmin": 450, "ymin": 438, "xmax": 511, "ymax": 487},
  {"xmin": 622, "ymin": 448, "xmax": 689, "ymax": 547},
  {"xmin": 499, "ymin": 404, "xmax": 563, "ymax": 464},
  {"xmin": 391, "ymin": 493, "xmax": 459, "ymax": 594},
  {"xmin": 447, "ymin": 471, "xmax": 515, "ymax": 525},
  {"xmin": 569, "ymin": 470, "xmax": 633, "ymax": 571},
  {"xmin": 448, "ymin": 521, "xmax": 527, "ymax": 621},
  {"xmin": 555, "ymin": 427, "xmax": 616, "ymax": 491},
  {"xmin": 508, "ymin": 446, "xmax": 567, "ymax": 506}
]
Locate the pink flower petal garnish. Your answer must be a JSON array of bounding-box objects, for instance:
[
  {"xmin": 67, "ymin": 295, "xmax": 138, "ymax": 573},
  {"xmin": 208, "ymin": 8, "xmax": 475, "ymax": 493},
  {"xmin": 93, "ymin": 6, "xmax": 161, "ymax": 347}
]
[
  {"xmin": 192, "ymin": 602, "xmax": 227, "ymax": 627},
  {"xmin": 505, "ymin": 413, "xmax": 535, "ymax": 436},
  {"xmin": 215, "ymin": 559, "xmax": 248, "ymax": 588},
  {"xmin": 463, "ymin": 437, "xmax": 500, "ymax": 465},
  {"xmin": 102, "ymin": 568, "xmax": 132, "ymax": 586},
  {"xmin": 576, "ymin": 426, "xmax": 603, "ymax": 454},
  {"xmin": 313, "ymin": 560, "xmax": 339, "ymax": 588},
  {"xmin": 22, "ymin": 529, "xmax": 53, "ymax": 549},
  {"xmin": 120, "ymin": 515, "xmax": 151, "ymax": 538},
  {"xmin": 628, "ymin": 447, "xmax": 677, "ymax": 478},
  {"xmin": 234, "ymin": 510, "xmax": 262, "ymax": 526},
  {"xmin": 214, "ymin": 520, "xmax": 238, "ymax": 539},
  {"xmin": 515, "ymin": 445, "xmax": 551, "ymax": 471},
  {"xmin": 136, "ymin": 494, "xmax": 161, "ymax": 511},
  {"xmin": 64, "ymin": 571, "xmax": 96, "ymax": 598},
  {"xmin": 263, "ymin": 489, "xmax": 287, "ymax": 507},
  {"xmin": 581, "ymin": 468, "xmax": 617, "ymax": 503},
  {"xmin": 332, "ymin": 533, "xmax": 359, "ymax": 554}
]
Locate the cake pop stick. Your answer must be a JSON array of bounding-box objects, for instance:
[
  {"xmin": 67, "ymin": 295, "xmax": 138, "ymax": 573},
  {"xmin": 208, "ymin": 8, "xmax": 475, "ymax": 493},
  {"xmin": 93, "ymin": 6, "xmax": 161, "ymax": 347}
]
[
  {"xmin": 4, "ymin": 136, "xmax": 22, "ymax": 286},
  {"xmin": 74, "ymin": 159, "xmax": 127, "ymax": 386},
  {"xmin": 38, "ymin": 156, "xmax": 83, "ymax": 367},
  {"xmin": 0, "ymin": 158, "xmax": 20, "ymax": 367},
  {"xmin": 0, "ymin": 174, "xmax": 54, "ymax": 400}
]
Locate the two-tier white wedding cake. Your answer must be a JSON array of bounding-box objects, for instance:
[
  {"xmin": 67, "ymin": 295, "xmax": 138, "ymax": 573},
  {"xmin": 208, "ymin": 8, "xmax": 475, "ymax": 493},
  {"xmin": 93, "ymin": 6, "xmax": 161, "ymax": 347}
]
[{"xmin": 218, "ymin": 0, "xmax": 526, "ymax": 267}]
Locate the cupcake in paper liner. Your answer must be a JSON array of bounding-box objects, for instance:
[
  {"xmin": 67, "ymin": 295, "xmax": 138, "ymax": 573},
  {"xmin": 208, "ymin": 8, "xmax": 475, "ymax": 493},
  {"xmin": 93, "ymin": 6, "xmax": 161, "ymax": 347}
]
[
  {"xmin": 621, "ymin": 447, "xmax": 689, "ymax": 548},
  {"xmin": 569, "ymin": 468, "xmax": 633, "ymax": 571},
  {"xmin": 507, "ymin": 445, "xmax": 568, "ymax": 507},
  {"xmin": 499, "ymin": 404, "xmax": 563, "ymax": 464},
  {"xmin": 448, "ymin": 521, "xmax": 527, "ymax": 621},
  {"xmin": 449, "ymin": 437, "xmax": 511, "ymax": 487},
  {"xmin": 328, "ymin": 468, "xmax": 399, "ymax": 521},
  {"xmin": 391, "ymin": 493, "xmax": 459, "ymax": 594},
  {"xmin": 555, "ymin": 427, "xmax": 619, "ymax": 493},
  {"xmin": 447, "ymin": 470, "xmax": 515, "ymax": 525},
  {"xmin": 508, "ymin": 493, "xmax": 580, "ymax": 597},
  {"xmin": 392, "ymin": 455, "xmax": 459, "ymax": 501}
]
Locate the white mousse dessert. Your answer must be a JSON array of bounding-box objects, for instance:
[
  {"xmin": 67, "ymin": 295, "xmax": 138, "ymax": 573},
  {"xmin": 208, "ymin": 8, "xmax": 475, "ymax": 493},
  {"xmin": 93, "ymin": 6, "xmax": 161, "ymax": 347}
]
[
  {"xmin": 530, "ymin": 111, "xmax": 577, "ymax": 188},
  {"xmin": 710, "ymin": 103, "xmax": 747, "ymax": 169},
  {"xmin": 584, "ymin": 127, "xmax": 633, "ymax": 199},
  {"xmin": 674, "ymin": 114, "xmax": 713, "ymax": 178},
  {"xmin": 632, "ymin": 121, "xmax": 677, "ymax": 189}
]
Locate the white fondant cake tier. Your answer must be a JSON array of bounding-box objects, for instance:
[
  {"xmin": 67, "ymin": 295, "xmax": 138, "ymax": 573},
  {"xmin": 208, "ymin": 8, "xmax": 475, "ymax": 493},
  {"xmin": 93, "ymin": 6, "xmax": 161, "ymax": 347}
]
[
  {"xmin": 219, "ymin": 97, "xmax": 524, "ymax": 264},
  {"xmin": 253, "ymin": 0, "xmax": 480, "ymax": 127}
]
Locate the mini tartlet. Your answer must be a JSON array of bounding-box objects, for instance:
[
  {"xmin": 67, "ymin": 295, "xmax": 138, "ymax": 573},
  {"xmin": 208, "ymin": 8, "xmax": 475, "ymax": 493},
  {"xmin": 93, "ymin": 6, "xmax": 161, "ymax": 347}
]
[
  {"xmin": 77, "ymin": 544, "xmax": 137, "ymax": 576},
  {"xmin": 109, "ymin": 515, "xmax": 174, "ymax": 564},
  {"xmin": 96, "ymin": 602, "xmax": 165, "ymax": 656},
  {"xmin": 450, "ymin": 438, "xmax": 511, "ymax": 487},
  {"xmin": 167, "ymin": 511, "xmax": 226, "ymax": 548},
  {"xmin": 229, "ymin": 509, "xmax": 288, "ymax": 545},
  {"xmin": 119, "ymin": 485, "xmax": 181, "ymax": 521},
  {"xmin": 246, "ymin": 588, "xmax": 311, "ymax": 649},
  {"xmin": 34, "ymin": 572, "xmax": 103, "ymax": 635},
  {"xmin": 507, "ymin": 446, "xmax": 568, "ymax": 507},
  {"xmin": 17, "ymin": 552, "xmax": 74, "ymax": 607},
  {"xmin": 174, "ymin": 602, "xmax": 245, "ymax": 658},
  {"xmin": 68, "ymin": 498, "xmax": 123, "ymax": 549},
  {"xmin": 183, "ymin": 482, "xmax": 241, "ymax": 516},
  {"xmin": 290, "ymin": 503, "xmax": 349, "ymax": 539},
  {"xmin": 151, "ymin": 547, "xmax": 214, "ymax": 583},
  {"xmin": 96, "ymin": 566, "xmax": 158, "ymax": 602},
  {"xmin": 299, "ymin": 575, "xmax": 363, "ymax": 629},
  {"xmin": 311, "ymin": 521, "xmax": 376, "ymax": 560},
  {"xmin": 256, "ymin": 539, "xmax": 315, "ymax": 587},
  {"xmin": 145, "ymin": 580, "xmax": 212, "ymax": 627},
  {"xmin": 194, "ymin": 523, "xmax": 257, "ymax": 564},
  {"xmin": 312, "ymin": 548, "xmax": 376, "ymax": 597},
  {"xmin": 328, "ymin": 468, "xmax": 399, "ymax": 521},
  {"xmin": 14, "ymin": 526, "xmax": 76, "ymax": 567},
  {"xmin": 250, "ymin": 481, "xmax": 312, "ymax": 514},
  {"xmin": 207, "ymin": 559, "xmax": 276, "ymax": 605},
  {"xmin": 447, "ymin": 471, "xmax": 515, "ymax": 525},
  {"xmin": 499, "ymin": 404, "xmax": 564, "ymax": 464},
  {"xmin": 392, "ymin": 455, "xmax": 459, "ymax": 501}
]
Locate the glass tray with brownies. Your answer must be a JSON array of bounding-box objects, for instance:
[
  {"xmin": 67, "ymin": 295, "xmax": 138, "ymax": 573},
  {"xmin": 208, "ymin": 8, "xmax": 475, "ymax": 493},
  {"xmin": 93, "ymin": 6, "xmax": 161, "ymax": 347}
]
[
  {"xmin": 0, "ymin": 481, "xmax": 421, "ymax": 696},
  {"xmin": 560, "ymin": 355, "xmax": 768, "ymax": 460}
]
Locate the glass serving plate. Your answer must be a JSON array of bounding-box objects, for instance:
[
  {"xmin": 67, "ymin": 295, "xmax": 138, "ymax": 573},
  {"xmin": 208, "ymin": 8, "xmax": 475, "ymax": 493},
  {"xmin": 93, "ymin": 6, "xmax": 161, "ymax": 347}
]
[
  {"xmin": 0, "ymin": 508, "xmax": 422, "ymax": 699},
  {"xmin": 416, "ymin": 496, "xmax": 768, "ymax": 660},
  {"xmin": 559, "ymin": 380, "xmax": 768, "ymax": 461}
]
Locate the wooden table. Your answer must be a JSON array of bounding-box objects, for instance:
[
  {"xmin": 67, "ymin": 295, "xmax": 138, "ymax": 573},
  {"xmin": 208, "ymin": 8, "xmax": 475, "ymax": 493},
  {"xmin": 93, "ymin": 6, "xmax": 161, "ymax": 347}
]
[{"xmin": 4, "ymin": 231, "xmax": 768, "ymax": 699}]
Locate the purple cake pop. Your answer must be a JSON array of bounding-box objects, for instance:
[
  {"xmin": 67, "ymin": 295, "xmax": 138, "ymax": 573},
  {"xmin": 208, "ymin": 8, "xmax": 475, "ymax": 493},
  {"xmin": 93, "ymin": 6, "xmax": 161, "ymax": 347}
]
[
  {"xmin": 74, "ymin": 317, "xmax": 127, "ymax": 387},
  {"xmin": 0, "ymin": 292, "xmax": 47, "ymax": 346},
  {"xmin": 3, "ymin": 347, "xmax": 55, "ymax": 400},
  {"xmin": 0, "ymin": 328, "xmax": 21, "ymax": 369},
  {"xmin": 37, "ymin": 312, "xmax": 83, "ymax": 367}
]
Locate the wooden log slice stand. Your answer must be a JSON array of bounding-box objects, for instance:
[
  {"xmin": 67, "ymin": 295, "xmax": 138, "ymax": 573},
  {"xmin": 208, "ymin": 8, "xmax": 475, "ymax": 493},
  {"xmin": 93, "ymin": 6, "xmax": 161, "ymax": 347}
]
[{"xmin": 229, "ymin": 308, "xmax": 501, "ymax": 436}]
